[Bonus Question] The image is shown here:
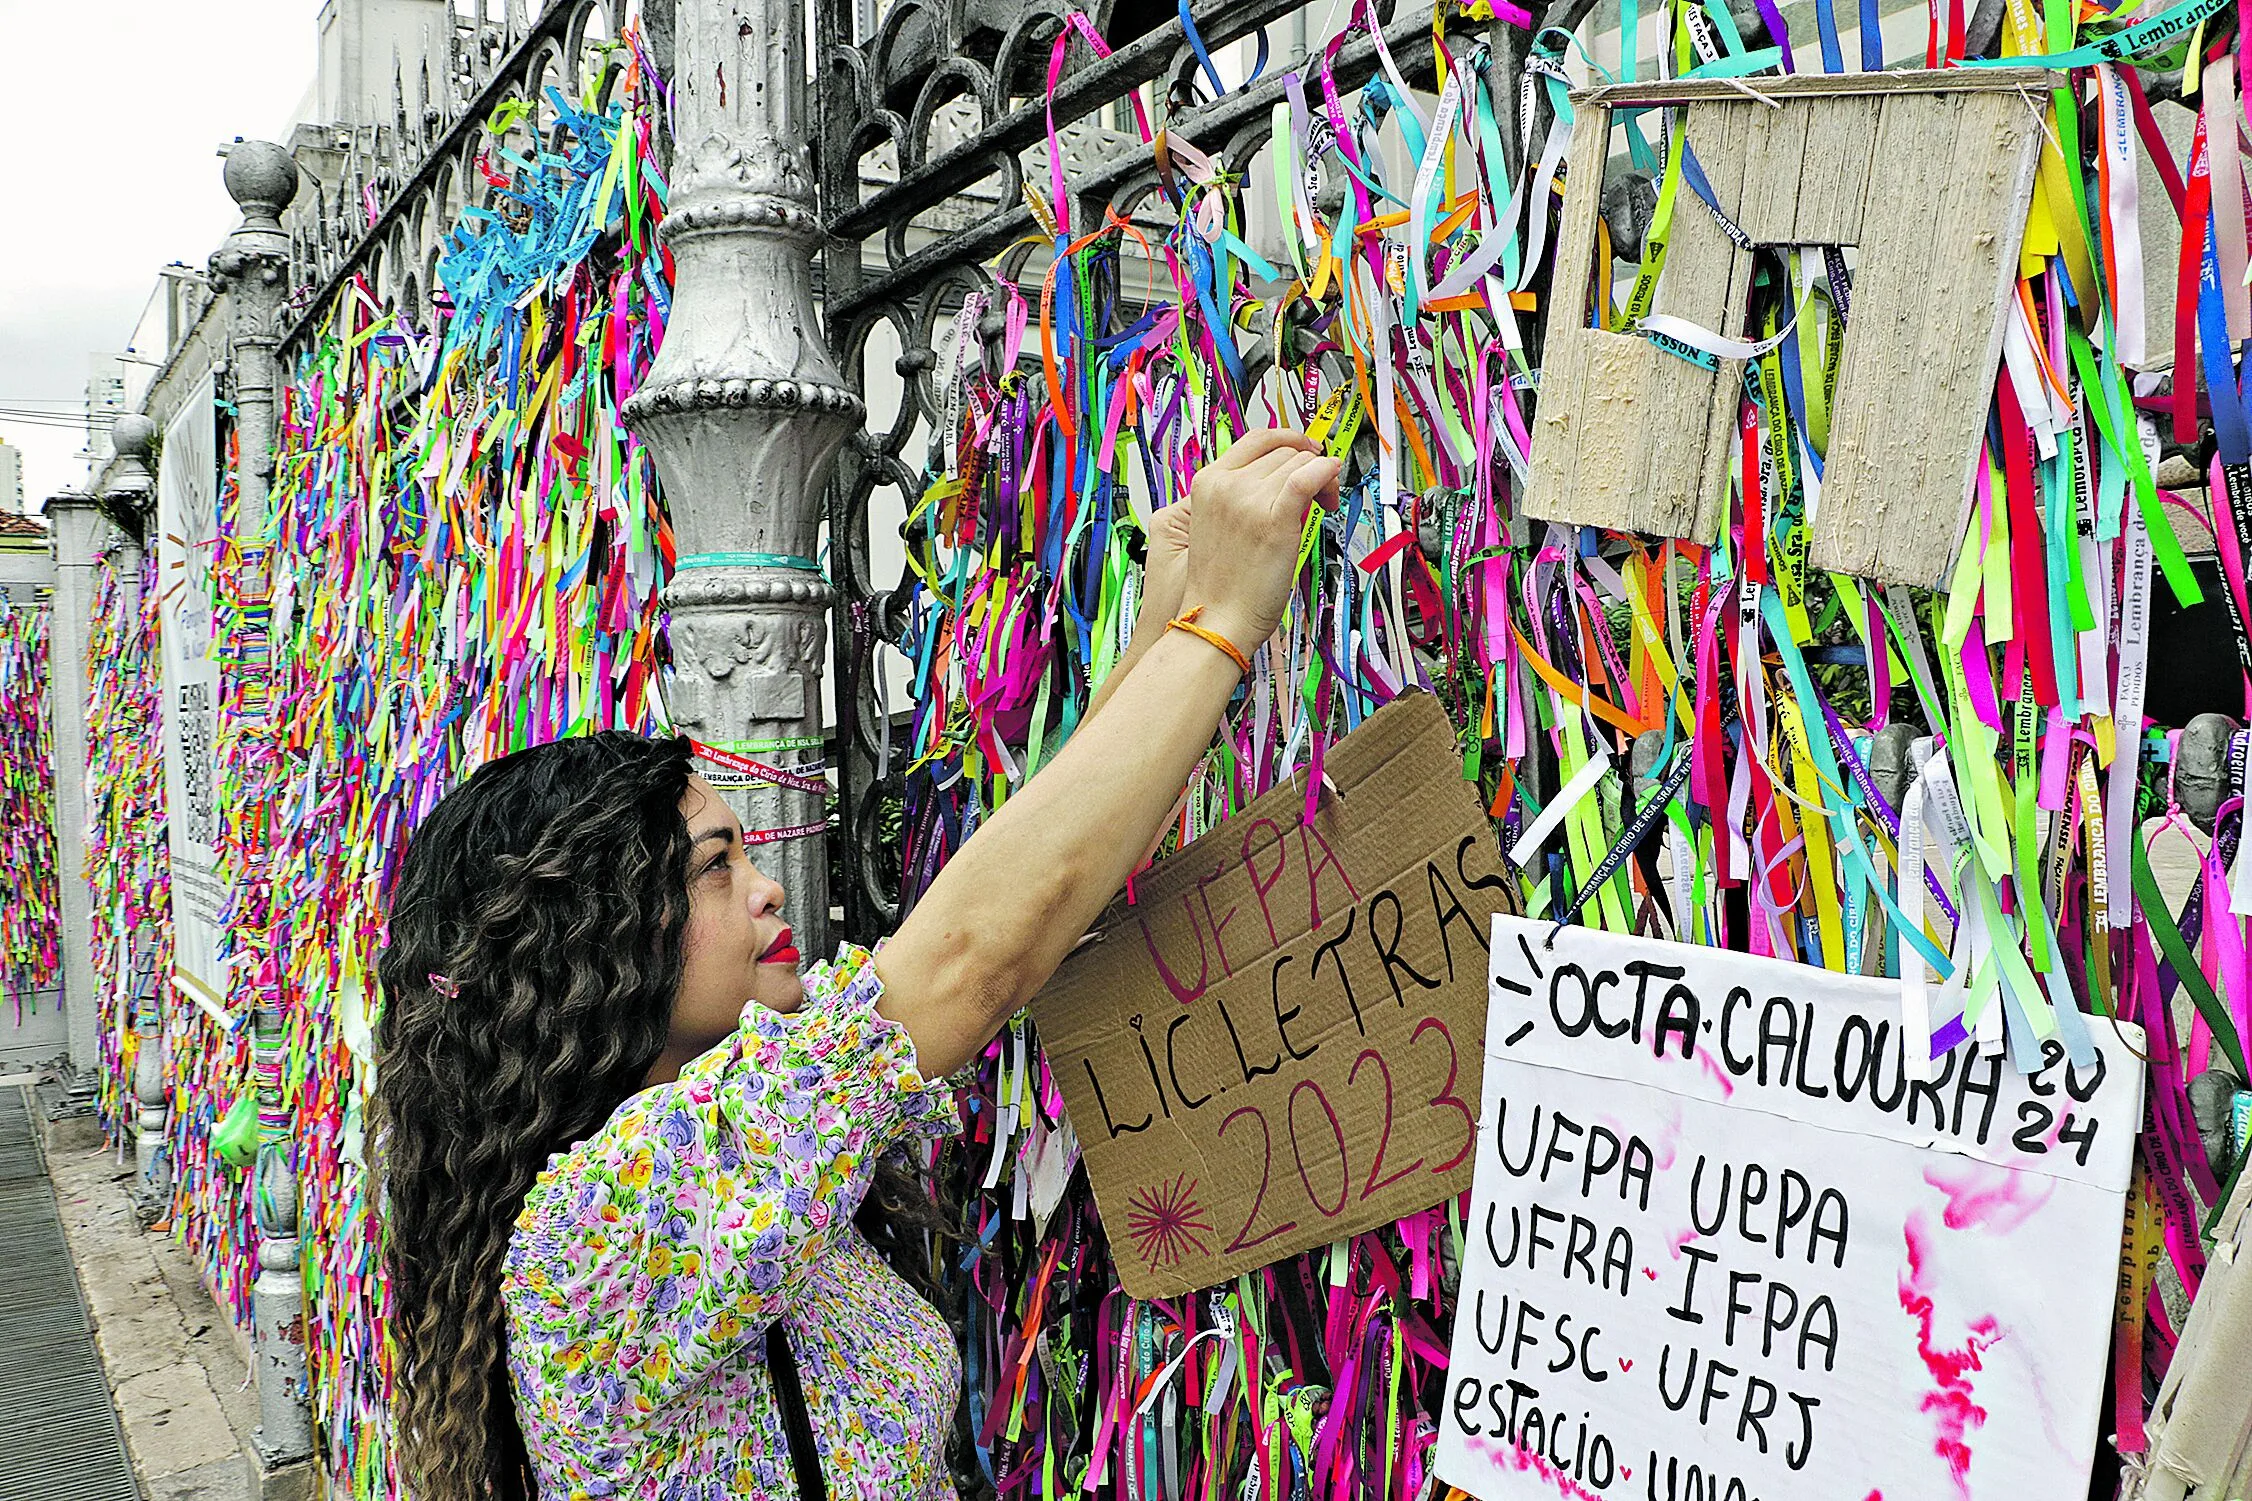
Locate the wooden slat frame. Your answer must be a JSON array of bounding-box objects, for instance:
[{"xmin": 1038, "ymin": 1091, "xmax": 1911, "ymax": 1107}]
[
  {"xmin": 1578, "ymin": 66, "xmax": 2055, "ymax": 107},
  {"xmin": 1522, "ymin": 68, "xmax": 2054, "ymax": 587},
  {"xmin": 1814, "ymin": 86, "xmax": 2045, "ymax": 582}
]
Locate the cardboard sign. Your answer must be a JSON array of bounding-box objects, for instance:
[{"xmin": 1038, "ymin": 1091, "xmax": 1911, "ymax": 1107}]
[
  {"xmin": 1030, "ymin": 692, "xmax": 1516, "ymax": 1298},
  {"xmin": 1436, "ymin": 918, "xmax": 2143, "ymax": 1501}
]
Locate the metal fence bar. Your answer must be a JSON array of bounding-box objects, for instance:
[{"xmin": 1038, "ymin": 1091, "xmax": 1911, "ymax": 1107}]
[
  {"xmin": 831, "ymin": 2, "xmax": 1432, "ymax": 321},
  {"xmin": 826, "ymin": 0, "xmax": 1310, "ymax": 242}
]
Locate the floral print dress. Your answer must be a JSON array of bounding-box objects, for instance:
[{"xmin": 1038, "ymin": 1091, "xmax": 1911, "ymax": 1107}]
[{"xmin": 501, "ymin": 945, "xmax": 962, "ymax": 1499}]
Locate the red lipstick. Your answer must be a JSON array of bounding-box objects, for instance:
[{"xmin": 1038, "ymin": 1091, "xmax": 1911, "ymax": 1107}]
[{"xmin": 759, "ymin": 927, "xmax": 800, "ymax": 967}]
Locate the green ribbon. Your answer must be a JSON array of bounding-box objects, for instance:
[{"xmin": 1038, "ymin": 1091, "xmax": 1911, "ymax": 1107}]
[
  {"xmin": 674, "ymin": 551, "xmax": 823, "ymax": 573},
  {"xmin": 2130, "ymin": 834, "xmax": 2251, "ymax": 1086}
]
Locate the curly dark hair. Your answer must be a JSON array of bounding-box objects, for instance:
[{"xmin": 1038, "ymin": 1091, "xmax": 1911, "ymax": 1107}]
[
  {"xmin": 373, "ymin": 731, "xmax": 958, "ymax": 1501},
  {"xmin": 374, "ymin": 731, "xmax": 695, "ymax": 1500}
]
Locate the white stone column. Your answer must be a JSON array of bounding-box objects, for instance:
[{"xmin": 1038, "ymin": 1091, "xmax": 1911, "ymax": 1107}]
[
  {"xmin": 207, "ymin": 138, "xmax": 315, "ymax": 1472},
  {"xmin": 43, "ymin": 492, "xmax": 106, "ymax": 1103},
  {"xmin": 622, "ymin": 0, "xmax": 861, "ymax": 963}
]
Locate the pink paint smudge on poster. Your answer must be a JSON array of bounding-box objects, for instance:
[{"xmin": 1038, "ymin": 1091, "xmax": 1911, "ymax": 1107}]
[
  {"xmin": 1619, "ymin": 1096, "xmax": 1683, "ymax": 1170},
  {"xmin": 1923, "ymin": 1158, "xmax": 2053, "ymax": 1234},
  {"xmin": 1899, "ymin": 1209, "xmax": 2006, "ymax": 1500},
  {"xmin": 1593, "ymin": 1111, "xmax": 1637, "ymax": 1157},
  {"xmin": 1467, "ymin": 1434, "xmax": 1607, "ymax": 1501},
  {"xmin": 1694, "ymin": 1045, "xmax": 1736, "ymax": 1099},
  {"xmin": 1670, "ymin": 1226, "xmax": 1700, "ymax": 1258}
]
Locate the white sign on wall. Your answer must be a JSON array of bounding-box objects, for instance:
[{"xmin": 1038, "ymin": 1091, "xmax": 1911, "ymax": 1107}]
[
  {"xmin": 1437, "ymin": 917, "xmax": 2141, "ymax": 1501},
  {"xmin": 156, "ymin": 376, "xmax": 228, "ymax": 1006}
]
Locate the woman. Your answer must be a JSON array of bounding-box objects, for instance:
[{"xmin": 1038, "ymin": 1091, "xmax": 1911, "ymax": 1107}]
[{"xmin": 374, "ymin": 430, "xmax": 1341, "ymax": 1501}]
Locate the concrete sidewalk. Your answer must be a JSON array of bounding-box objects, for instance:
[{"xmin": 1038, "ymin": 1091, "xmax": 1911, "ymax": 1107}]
[{"xmin": 25, "ymin": 1088, "xmax": 265, "ymax": 1501}]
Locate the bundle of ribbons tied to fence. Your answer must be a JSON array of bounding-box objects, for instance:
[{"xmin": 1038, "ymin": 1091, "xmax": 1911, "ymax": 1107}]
[
  {"xmin": 78, "ymin": 549, "xmax": 173, "ymax": 1140},
  {"xmin": 890, "ymin": 0, "xmax": 2252, "ymax": 1495},
  {"xmin": 137, "ymin": 30, "xmax": 681, "ymax": 1494},
  {"xmin": 80, "ymin": 543, "xmax": 247, "ymax": 1318},
  {"xmin": 0, "ymin": 598, "xmax": 60, "ymax": 1025}
]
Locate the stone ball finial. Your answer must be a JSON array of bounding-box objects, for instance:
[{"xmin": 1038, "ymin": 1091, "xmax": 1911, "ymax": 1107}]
[
  {"xmin": 110, "ymin": 413, "xmax": 157, "ymax": 462},
  {"xmin": 102, "ymin": 412, "xmax": 158, "ymax": 543},
  {"xmin": 223, "ymin": 139, "xmax": 300, "ymax": 223}
]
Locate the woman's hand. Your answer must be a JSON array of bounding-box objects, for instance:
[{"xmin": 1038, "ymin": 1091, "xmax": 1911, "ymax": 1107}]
[
  {"xmin": 1180, "ymin": 431, "xmax": 1341, "ymax": 654},
  {"xmin": 1080, "ymin": 500, "xmax": 1192, "ymax": 726},
  {"xmin": 1140, "ymin": 498, "xmax": 1193, "ymax": 628}
]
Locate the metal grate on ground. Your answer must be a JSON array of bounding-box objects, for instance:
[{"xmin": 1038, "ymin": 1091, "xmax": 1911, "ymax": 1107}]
[{"xmin": 0, "ymin": 1088, "xmax": 140, "ymax": 1501}]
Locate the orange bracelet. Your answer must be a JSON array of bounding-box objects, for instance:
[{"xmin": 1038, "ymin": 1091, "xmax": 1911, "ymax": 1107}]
[{"xmin": 1166, "ymin": 606, "xmax": 1253, "ymax": 676}]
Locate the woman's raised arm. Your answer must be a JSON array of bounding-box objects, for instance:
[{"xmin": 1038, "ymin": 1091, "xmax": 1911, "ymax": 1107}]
[
  {"xmin": 1079, "ymin": 496, "xmax": 1189, "ymax": 727},
  {"xmin": 872, "ymin": 430, "xmax": 1340, "ymax": 1078}
]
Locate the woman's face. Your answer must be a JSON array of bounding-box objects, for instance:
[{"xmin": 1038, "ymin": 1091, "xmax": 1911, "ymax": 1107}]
[{"xmin": 669, "ymin": 774, "xmax": 804, "ymax": 1059}]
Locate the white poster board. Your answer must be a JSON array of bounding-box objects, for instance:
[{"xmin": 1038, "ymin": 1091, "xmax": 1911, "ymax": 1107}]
[
  {"xmin": 156, "ymin": 376, "xmax": 228, "ymax": 1006},
  {"xmin": 1436, "ymin": 917, "xmax": 2142, "ymax": 1501}
]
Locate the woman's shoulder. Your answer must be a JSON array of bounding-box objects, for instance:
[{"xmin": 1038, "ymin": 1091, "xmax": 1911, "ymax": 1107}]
[
  {"xmin": 505, "ymin": 1090, "xmax": 661, "ymax": 1271},
  {"xmin": 508, "ymin": 942, "xmax": 948, "ymax": 1243},
  {"xmin": 507, "ymin": 1052, "xmax": 723, "ymax": 1256},
  {"xmin": 501, "ymin": 1068, "xmax": 734, "ymax": 1318}
]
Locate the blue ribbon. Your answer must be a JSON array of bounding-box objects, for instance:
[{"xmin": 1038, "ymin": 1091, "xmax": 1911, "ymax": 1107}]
[{"xmin": 2199, "ymin": 210, "xmax": 2252, "ymax": 465}]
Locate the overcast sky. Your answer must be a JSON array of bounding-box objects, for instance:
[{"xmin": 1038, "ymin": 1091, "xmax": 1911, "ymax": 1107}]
[{"xmin": 0, "ymin": 0, "xmax": 313, "ymax": 508}]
